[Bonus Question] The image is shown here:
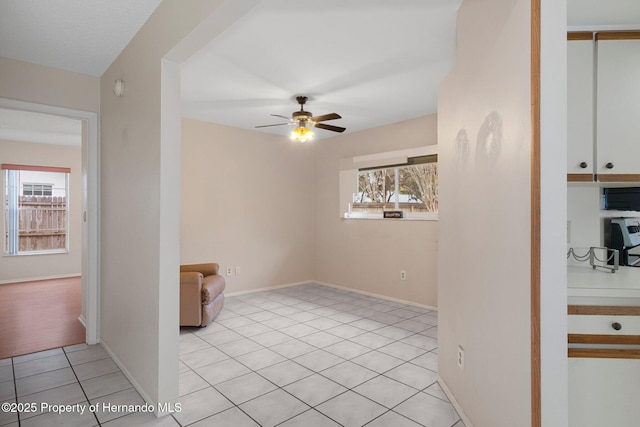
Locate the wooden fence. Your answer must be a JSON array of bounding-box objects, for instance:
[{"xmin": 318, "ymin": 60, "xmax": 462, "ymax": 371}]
[{"xmin": 4, "ymin": 196, "xmax": 67, "ymax": 252}]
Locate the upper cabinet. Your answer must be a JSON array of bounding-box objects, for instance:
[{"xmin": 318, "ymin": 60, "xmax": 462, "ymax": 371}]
[
  {"xmin": 567, "ymin": 31, "xmax": 640, "ymax": 183},
  {"xmin": 567, "ymin": 34, "xmax": 595, "ymax": 181},
  {"xmin": 597, "ymin": 33, "xmax": 640, "ymax": 181}
]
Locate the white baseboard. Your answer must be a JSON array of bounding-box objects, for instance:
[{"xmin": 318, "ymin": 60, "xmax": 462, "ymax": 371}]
[
  {"xmin": 100, "ymin": 339, "xmax": 162, "ymax": 416},
  {"xmin": 313, "ymin": 280, "xmax": 438, "ymax": 311},
  {"xmin": 438, "ymin": 376, "xmax": 474, "ymax": 427},
  {"xmin": 225, "ymin": 279, "xmax": 438, "ymax": 311},
  {"xmin": 0, "ymin": 273, "xmax": 81, "ymax": 285},
  {"xmin": 225, "ymin": 280, "xmax": 312, "ymax": 297}
]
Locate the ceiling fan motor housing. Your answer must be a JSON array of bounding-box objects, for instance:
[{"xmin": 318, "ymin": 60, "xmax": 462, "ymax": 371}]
[{"xmin": 292, "ymin": 110, "xmax": 312, "ymax": 122}]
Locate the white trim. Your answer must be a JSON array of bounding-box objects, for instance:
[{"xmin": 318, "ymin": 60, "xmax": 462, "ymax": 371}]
[
  {"xmin": 343, "ymin": 212, "xmax": 439, "ymax": 221},
  {"xmin": 100, "ymin": 340, "xmax": 162, "ymax": 416},
  {"xmin": 225, "ymin": 280, "xmax": 311, "ymax": 297},
  {"xmin": 0, "ymin": 273, "xmax": 80, "ymax": 285},
  {"xmin": 77, "ymin": 315, "xmax": 86, "ymax": 328},
  {"xmin": 567, "ymin": 25, "xmax": 640, "ymax": 32},
  {"xmin": 225, "ymin": 279, "xmax": 438, "ymax": 311},
  {"xmin": 0, "ymin": 97, "xmax": 100, "ymax": 345},
  {"xmin": 313, "ymin": 280, "xmax": 438, "ymax": 311},
  {"xmin": 438, "ymin": 376, "xmax": 475, "ymax": 427}
]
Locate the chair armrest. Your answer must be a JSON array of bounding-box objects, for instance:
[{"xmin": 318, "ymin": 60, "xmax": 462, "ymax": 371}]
[
  {"xmin": 180, "ymin": 272, "xmax": 204, "ymax": 301},
  {"xmin": 180, "ymin": 272, "xmax": 203, "ymax": 326}
]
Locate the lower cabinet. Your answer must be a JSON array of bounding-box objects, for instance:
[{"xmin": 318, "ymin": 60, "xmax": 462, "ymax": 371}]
[
  {"xmin": 568, "ymin": 305, "xmax": 640, "ymax": 427},
  {"xmin": 569, "ymin": 358, "xmax": 640, "ymax": 427}
]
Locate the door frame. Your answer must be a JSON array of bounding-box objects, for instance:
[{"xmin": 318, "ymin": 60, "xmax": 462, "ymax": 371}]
[{"xmin": 0, "ymin": 97, "xmax": 100, "ymax": 344}]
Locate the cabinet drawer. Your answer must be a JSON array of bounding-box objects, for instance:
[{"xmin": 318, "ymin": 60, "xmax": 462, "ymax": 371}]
[{"xmin": 568, "ymin": 315, "xmax": 640, "ymax": 335}]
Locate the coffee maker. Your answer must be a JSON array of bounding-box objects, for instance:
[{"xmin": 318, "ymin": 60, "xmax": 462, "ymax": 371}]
[{"xmin": 606, "ymin": 218, "xmax": 640, "ymax": 266}]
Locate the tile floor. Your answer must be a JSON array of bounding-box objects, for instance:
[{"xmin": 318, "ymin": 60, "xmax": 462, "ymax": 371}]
[{"xmin": 1, "ymin": 283, "xmax": 465, "ymax": 427}]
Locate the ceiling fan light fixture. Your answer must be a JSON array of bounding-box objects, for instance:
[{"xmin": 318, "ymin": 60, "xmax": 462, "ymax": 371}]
[{"xmin": 290, "ymin": 125, "xmax": 314, "ymax": 142}]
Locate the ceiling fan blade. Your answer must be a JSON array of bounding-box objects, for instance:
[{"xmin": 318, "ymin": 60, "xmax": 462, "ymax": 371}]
[
  {"xmin": 270, "ymin": 114, "xmax": 292, "ymax": 120},
  {"xmin": 315, "ymin": 123, "xmax": 346, "ymax": 133},
  {"xmin": 255, "ymin": 122, "xmax": 290, "ymax": 128},
  {"xmin": 311, "ymin": 113, "xmax": 341, "ymax": 122}
]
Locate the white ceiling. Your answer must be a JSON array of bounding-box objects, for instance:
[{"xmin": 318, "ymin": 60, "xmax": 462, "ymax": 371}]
[
  {"xmin": 0, "ymin": 0, "xmax": 162, "ymax": 77},
  {"xmin": 0, "ymin": 0, "xmax": 638, "ymax": 144},
  {"xmin": 180, "ymin": 0, "xmax": 462, "ymax": 140}
]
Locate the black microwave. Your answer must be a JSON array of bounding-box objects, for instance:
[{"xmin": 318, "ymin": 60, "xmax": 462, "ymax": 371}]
[{"xmin": 604, "ymin": 187, "xmax": 640, "ymax": 211}]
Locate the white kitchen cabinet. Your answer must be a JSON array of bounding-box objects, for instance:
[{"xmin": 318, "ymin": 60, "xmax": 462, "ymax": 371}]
[
  {"xmin": 568, "ymin": 267, "xmax": 640, "ymax": 427},
  {"xmin": 596, "ymin": 36, "xmax": 640, "ymax": 180},
  {"xmin": 569, "ymin": 358, "xmax": 640, "ymax": 427},
  {"xmin": 567, "ymin": 37, "xmax": 595, "ymax": 179}
]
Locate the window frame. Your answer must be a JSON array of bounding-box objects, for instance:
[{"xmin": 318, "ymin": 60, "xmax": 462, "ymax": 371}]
[
  {"xmin": 3, "ymin": 164, "xmax": 71, "ymax": 256},
  {"xmin": 339, "ymin": 145, "xmax": 438, "ymax": 221}
]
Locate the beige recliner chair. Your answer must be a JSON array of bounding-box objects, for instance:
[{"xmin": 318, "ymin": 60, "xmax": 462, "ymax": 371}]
[{"xmin": 180, "ymin": 263, "xmax": 225, "ymax": 327}]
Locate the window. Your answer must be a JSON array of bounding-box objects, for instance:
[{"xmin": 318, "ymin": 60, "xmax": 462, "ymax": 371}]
[
  {"xmin": 3, "ymin": 164, "xmax": 70, "ymax": 255},
  {"xmin": 22, "ymin": 183, "xmax": 53, "ymax": 196},
  {"xmin": 340, "ymin": 146, "xmax": 438, "ymax": 220}
]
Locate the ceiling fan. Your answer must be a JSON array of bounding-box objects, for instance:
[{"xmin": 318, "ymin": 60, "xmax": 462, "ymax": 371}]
[{"xmin": 255, "ymin": 96, "xmax": 346, "ymax": 142}]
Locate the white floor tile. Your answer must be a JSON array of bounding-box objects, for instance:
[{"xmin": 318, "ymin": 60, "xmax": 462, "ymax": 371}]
[
  {"xmin": 384, "ymin": 363, "xmax": 439, "ymax": 390},
  {"xmin": 323, "ymin": 340, "xmax": 371, "ymax": 360},
  {"xmin": 235, "ymin": 348, "xmax": 286, "ymax": 371},
  {"xmin": 316, "ymin": 390, "xmax": 386, "ymax": 427},
  {"xmin": 179, "ymin": 346, "xmax": 229, "ymax": 368},
  {"xmin": 80, "ymin": 371, "xmax": 133, "ymax": 400},
  {"xmin": 174, "ymin": 387, "xmax": 234, "ymax": 426},
  {"xmin": 13, "ymin": 354, "xmax": 69, "ymax": 379},
  {"xmin": 366, "ymin": 410, "xmax": 423, "ymax": 427},
  {"xmin": 257, "ymin": 360, "xmax": 314, "ymax": 387},
  {"xmin": 394, "ymin": 392, "xmax": 460, "ymax": 427},
  {"xmin": 65, "ymin": 345, "xmax": 109, "ymax": 366},
  {"xmin": 269, "ymin": 339, "xmax": 317, "ymax": 359},
  {"xmin": 320, "ymin": 361, "xmax": 378, "ymax": 389},
  {"xmin": 194, "ymin": 358, "xmax": 252, "ymax": 386},
  {"xmin": 351, "ymin": 350, "xmax": 405, "ymax": 374},
  {"xmin": 283, "ymin": 374, "xmax": 347, "ymax": 407},
  {"xmin": 72, "ymin": 358, "xmax": 120, "ymax": 381},
  {"xmin": 188, "ymin": 407, "xmax": 259, "ymax": 427},
  {"xmin": 90, "ymin": 387, "xmax": 146, "ymax": 424},
  {"xmin": 293, "ymin": 350, "xmax": 345, "ymax": 372},
  {"xmin": 239, "ymin": 389, "xmax": 309, "ymax": 427},
  {"xmin": 277, "ymin": 409, "xmax": 341, "ymax": 427},
  {"xmin": 377, "ymin": 342, "xmax": 427, "ymax": 361},
  {"xmin": 178, "ymin": 370, "xmax": 210, "ymax": 397},
  {"xmin": 353, "ymin": 375, "xmax": 418, "ymax": 408},
  {"xmin": 14, "ymin": 367, "xmax": 76, "ymax": 397},
  {"xmin": 214, "ymin": 372, "xmax": 277, "ymax": 405}
]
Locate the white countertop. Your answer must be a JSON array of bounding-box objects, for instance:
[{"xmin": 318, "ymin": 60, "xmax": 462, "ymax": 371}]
[{"xmin": 568, "ymin": 265, "xmax": 640, "ymax": 304}]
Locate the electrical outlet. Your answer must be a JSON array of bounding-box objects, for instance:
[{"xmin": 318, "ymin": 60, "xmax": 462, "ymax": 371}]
[
  {"xmin": 226, "ymin": 266, "xmax": 233, "ymax": 276},
  {"xmin": 457, "ymin": 345, "xmax": 465, "ymax": 370},
  {"xmin": 235, "ymin": 266, "xmax": 241, "ymax": 275},
  {"xmin": 400, "ymin": 270, "xmax": 407, "ymax": 280}
]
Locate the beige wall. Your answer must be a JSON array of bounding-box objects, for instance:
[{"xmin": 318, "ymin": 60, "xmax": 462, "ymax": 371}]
[
  {"xmin": 99, "ymin": 0, "xmax": 259, "ymax": 411},
  {"xmin": 312, "ymin": 115, "xmax": 438, "ymax": 307},
  {"xmin": 437, "ymin": 0, "xmax": 533, "ymax": 426},
  {"xmin": 0, "ymin": 140, "xmax": 82, "ymax": 282},
  {"xmin": 0, "ymin": 56, "xmax": 99, "ymax": 112},
  {"xmin": 181, "ymin": 118, "xmax": 314, "ymax": 292}
]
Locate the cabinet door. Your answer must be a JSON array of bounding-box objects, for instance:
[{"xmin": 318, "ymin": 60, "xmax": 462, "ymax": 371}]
[
  {"xmin": 567, "ymin": 39, "xmax": 595, "ymax": 178},
  {"xmin": 597, "ymin": 38, "xmax": 640, "ymax": 179},
  {"xmin": 569, "ymin": 358, "xmax": 640, "ymax": 427}
]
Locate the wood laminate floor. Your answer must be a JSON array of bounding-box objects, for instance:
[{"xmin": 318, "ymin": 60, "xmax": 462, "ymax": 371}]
[{"xmin": 0, "ymin": 276, "xmax": 85, "ymax": 359}]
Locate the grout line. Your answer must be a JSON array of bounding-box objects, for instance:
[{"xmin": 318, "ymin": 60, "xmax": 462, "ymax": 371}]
[
  {"xmin": 61, "ymin": 346, "xmax": 102, "ymax": 426},
  {"xmin": 10, "ymin": 358, "xmax": 20, "ymax": 427}
]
